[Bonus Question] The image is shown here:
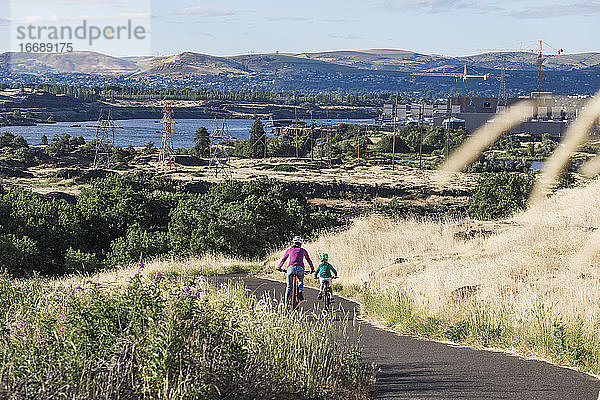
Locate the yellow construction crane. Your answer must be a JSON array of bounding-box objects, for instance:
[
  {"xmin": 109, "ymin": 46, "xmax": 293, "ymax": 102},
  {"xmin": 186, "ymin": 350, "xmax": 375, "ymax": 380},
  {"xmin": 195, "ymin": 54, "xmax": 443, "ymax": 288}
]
[
  {"xmin": 411, "ymin": 65, "xmax": 489, "ymax": 97},
  {"xmin": 480, "ymin": 40, "xmax": 563, "ymax": 92}
]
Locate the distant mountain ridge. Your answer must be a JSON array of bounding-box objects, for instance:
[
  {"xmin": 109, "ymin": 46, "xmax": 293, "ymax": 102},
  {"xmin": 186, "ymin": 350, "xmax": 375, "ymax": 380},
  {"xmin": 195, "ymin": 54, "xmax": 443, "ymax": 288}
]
[
  {"xmin": 1, "ymin": 49, "xmax": 599, "ymax": 96},
  {"xmin": 2, "ymin": 49, "xmax": 600, "ymax": 77}
]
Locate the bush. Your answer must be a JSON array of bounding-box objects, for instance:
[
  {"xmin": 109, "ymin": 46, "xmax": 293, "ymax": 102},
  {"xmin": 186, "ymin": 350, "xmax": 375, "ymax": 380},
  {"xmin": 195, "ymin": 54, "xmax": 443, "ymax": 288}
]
[
  {"xmin": 375, "ymin": 134, "xmax": 410, "ymax": 153},
  {"xmin": 0, "ymin": 189, "xmax": 81, "ymax": 276},
  {"xmin": 468, "ymin": 172, "xmax": 534, "ymax": 220},
  {"xmin": 268, "ymin": 135, "xmax": 310, "ymax": 157},
  {"xmin": 193, "ymin": 127, "xmax": 210, "ymax": 157},
  {"xmin": 76, "ymin": 174, "xmax": 178, "ymax": 255},
  {"xmin": 422, "ymin": 127, "xmax": 466, "ymax": 153},
  {"xmin": 142, "ymin": 141, "xmax": 156, "ymax": 155},
  {"xmin": 46, "ymin": 133, "xmax": 79, "ymax": 157},
  {"xmin": 64, "ymin": 248, "xmax": 101, "ymax": 274},
  {"xmin": 0, "ymin": 234, "xmax": 39, "ymax": 277},
  {"xmin": 0, "ymin": 175, "xmax": 341, "ymax": 276},
  {"xmin": 0, "ymin": 132, "xmax": 28, "ymax": 149},
  {"xmin": 368, "ymin": 197, "xmax": 423, "ymax": 218},
  {"xmin": 106, "ymin": 226, "xmax": 170, "ymax": 267},
  {"xmin": 169, "ymin": 178, "xmax": 340, "ymax": 258},
  {"xmin": 12, "ymin": 147, "xmax": 38, "ymax": 166}
]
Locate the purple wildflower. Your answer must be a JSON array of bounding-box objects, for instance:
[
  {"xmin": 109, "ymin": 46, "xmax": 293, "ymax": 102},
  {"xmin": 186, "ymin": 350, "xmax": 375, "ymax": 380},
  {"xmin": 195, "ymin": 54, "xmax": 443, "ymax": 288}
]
[
  {"xmin": 68, "ymin": 288, "xmax": 75, "ymax": 296},
  {"xmin": 59, "ymin": 314, "xmax": 68, "ymax": 323},
  {"xmin": 15, "ymin": 321, "xmax": 24, "ymax": 330},
  {"xmin": 137, "ymin": 253, "xmax": 145, "ymax": 270},
  {"xmin": 153, "ymin": 271, "xmax": 163, "ymax": 282},
  {"xmin": 56, "ymin": 326, "xmax": 64, "ymax": 335}
]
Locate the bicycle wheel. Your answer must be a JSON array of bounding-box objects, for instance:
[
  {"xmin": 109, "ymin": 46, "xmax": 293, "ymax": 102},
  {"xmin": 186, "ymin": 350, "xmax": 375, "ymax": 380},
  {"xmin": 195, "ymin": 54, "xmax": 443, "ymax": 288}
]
[
  {"xmin": 322, "ymin": 280, "xmax": 331, "ymax": 310},
  {"xmin": 291, "ymin": 274, "xmax": 299, "ymax": 309}
]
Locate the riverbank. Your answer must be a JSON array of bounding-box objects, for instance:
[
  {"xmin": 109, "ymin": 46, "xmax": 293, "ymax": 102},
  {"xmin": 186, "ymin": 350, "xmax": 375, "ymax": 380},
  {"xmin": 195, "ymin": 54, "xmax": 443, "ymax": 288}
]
[{"xmin": 0, "ymin": 88, "xmax": 379, "ymax": 123}]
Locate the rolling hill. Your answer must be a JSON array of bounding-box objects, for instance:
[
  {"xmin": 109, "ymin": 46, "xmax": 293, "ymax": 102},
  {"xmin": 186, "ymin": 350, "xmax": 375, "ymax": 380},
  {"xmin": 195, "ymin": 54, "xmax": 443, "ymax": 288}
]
[{"xmin": 1, "ymin": 49, "xmax": 599, "ymax": 95}]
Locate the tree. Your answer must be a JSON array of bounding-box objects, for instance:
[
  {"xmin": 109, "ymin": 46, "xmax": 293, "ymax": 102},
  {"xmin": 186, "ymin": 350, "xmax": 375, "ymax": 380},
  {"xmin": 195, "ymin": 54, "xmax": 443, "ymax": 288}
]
[
  {"xmin": 143, "ymin": 141, "xmax": 155, "ymax": 155},
  {"xmin": 41, "ymin": 135, "xmax": 48, "ymax": 145},
  {"xmin": 12, "ymin": 110, "xmax": 22, "ymax": 119},
  {"xmin": 249, "ymin": 118, "xmax": 267, "ymax": 158},
  {"xmin": 46, "ymin": 133, "xmax": 74, "ymax": 157},
  {"xmin": 468, "ymin": 172, "xmax": 534, "ymax": 220},
  {"xmin": 193, "ymin": 127, "xmax": 210, "ymax": 157}
]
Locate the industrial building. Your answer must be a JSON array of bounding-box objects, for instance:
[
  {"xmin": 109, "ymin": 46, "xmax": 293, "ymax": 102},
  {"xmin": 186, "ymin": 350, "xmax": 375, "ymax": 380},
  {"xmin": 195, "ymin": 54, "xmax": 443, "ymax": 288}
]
[{"xmin": 380, "ymin": 92, "xmax": 580, "ymax": 138}]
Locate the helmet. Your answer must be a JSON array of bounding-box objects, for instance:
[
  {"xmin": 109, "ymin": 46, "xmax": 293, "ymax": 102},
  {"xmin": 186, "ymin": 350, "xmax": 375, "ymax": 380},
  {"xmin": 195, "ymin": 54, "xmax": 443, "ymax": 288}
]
[
  {"xmin": 320, "ymin": 253, "xmax": 328, "ymax": 261},
  {"xmin": 293, "ymin": 236, "xmax": 303, "ymax": 244}
]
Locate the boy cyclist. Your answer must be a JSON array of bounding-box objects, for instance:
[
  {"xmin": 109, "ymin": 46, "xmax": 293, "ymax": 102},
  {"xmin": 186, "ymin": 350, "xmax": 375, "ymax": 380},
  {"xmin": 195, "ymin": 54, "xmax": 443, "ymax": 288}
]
[{"xmin": 314, "ymin": 253, "xmax": 338, "ymax": 302}]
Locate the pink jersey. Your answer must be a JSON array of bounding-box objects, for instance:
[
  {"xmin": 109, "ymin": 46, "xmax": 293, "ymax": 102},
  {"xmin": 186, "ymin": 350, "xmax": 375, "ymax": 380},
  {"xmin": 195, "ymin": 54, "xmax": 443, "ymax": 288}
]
[{"xmin": 278, "ymin": 247, "xmax": 314, "ymax": 270}]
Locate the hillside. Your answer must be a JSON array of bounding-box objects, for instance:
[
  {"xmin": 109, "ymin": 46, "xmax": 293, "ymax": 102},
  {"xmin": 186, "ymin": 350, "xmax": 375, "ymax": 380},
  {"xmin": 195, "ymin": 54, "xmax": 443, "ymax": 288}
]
[
  {"xmin": 1, "ymin": 49, "xmax": 600, "ymax": 95},
  {"xmin": 3, "ymin": 49, "xmax": 600, "ymax": 78},
  {"xmin": 292, "ymin": 49, "xmax": 460, "ymax": 72},
  {"xmin": 0, "ymin": 51, "xmax": 139, "ymax": 76},
  {"xmin": 460, "ymin": 51, "xmax": 600, "ymax": 71},
  {"xmin": 131, "ymin": 52, "xmax": 249, "ymax": 77}
]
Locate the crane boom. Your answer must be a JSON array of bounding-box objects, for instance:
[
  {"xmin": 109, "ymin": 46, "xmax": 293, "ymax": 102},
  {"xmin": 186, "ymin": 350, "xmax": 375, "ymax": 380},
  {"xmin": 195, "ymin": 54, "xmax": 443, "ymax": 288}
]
[
  {"xmin": 411, "ymin": 65, "xmax": 489, "ymax": 97},
  {"xmin": 479, "ymin": 40, "xmax": 563, "ymax": 92}
]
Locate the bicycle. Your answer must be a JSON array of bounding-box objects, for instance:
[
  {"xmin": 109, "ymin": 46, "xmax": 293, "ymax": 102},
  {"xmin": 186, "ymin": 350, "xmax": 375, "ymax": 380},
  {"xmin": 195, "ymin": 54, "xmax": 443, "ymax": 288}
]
[
  {"xmin": 320, "ymin": 276, "xmax": 337, "ymax": 311},
  {"xmin": 278, "ymin": 268, "xmax": 308, "ymax": 310}
]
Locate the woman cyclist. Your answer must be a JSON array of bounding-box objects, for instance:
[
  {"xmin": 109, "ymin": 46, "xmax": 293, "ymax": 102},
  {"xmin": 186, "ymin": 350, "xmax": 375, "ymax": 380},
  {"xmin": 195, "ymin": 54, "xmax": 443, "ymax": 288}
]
[{"xmin": 277, "ymin": 236, "xmax": 314, "ymax": 303}]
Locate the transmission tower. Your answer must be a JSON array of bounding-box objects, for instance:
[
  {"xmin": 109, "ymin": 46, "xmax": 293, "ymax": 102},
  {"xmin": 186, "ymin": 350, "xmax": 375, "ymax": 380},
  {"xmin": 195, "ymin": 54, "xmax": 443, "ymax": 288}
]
[
  {"xmin": 93, "ymin": 110, "xmax": 117, "ymax": 169},
  {"xmin": 498, "ymin": 55, "xmax": 507, "ymax": 106},
  {"xmin": 159, "ymin": 103, "xmax": 175, "ymax": 170},
  {"xmin": 209, "ymin": 119, "xmax": 233, "ymax": 179}
]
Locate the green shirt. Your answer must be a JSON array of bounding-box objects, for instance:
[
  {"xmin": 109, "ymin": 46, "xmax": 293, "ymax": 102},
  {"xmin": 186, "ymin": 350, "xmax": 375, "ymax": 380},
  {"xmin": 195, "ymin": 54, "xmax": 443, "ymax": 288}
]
[{"xmin": 314, "ymin": 262, "xmax": 337, "ymax": 279}]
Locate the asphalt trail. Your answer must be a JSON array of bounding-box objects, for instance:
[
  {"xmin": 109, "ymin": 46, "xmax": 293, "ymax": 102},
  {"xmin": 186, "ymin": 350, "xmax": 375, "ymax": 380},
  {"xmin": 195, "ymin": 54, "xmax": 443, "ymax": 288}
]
[{"xmin": 213, "ymin": 274, "xmax": 600, "ymax": 400}]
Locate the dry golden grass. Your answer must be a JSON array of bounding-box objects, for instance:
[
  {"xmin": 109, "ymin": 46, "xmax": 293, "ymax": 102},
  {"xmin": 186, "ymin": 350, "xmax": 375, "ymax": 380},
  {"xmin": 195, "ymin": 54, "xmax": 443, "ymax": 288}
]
[
  {"xmin": 290, "ymin": 178, "xmax": 600, "ymax": 332},
  {"xmin": 54, "ymin": 254, "xmax": 255, "ymax": 289}
]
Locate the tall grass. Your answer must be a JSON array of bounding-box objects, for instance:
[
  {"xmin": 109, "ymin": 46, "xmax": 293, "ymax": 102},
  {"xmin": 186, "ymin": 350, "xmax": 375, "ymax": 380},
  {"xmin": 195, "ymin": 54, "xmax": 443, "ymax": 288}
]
[
  {"xmin": 271, "ymin": 178, "xmax": 600, "ymax": 374},
  {"xmin": 0, "ymin": 271, "xmax": 373, "ymax": 399}
]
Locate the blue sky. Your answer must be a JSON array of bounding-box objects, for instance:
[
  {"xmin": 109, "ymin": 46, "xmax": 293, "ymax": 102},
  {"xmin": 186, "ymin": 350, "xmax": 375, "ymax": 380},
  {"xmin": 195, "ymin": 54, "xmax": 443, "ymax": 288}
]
[{"xmin": 1, "ymin": 0, "xmax": 599, "ymax": 56}]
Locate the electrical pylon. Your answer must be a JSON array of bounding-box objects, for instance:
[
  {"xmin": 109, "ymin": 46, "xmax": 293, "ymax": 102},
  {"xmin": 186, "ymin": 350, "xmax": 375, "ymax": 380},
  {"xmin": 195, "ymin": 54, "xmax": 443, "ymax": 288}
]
[
  {"xmin": 159, "ymin": 103, "xmax": 175, "ymax": 170},
  {"xmin": 209, "ymin": 119, "xmax": 233, "ymax": 179},
  {"xmin": 93, "ymin": 110, "xmax": 117, "ymax": 169}
]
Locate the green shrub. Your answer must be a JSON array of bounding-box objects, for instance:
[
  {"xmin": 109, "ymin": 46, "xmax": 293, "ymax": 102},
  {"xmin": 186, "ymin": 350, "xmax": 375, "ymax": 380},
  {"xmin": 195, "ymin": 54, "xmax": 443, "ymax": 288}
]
[
  {"xmin": 169, "ymin": 178, "xmax": 340, "ymax": 258},
  {"xmin": 0, "ymin": 189, "xmax": 81, "ymax": 276},
  {"xmin": 46, "ymin": 133, "xmax": 78, "ymax": 157},
  {"xmin": 0, "ymin": 175, "xmax": 340, "ymax": 276},
  {"xmin": 468, "ymin": 172, "xmax": 534, "ymax": 220},
  {"xmin": 0, "ymin": 131, "xmax": 28, "ymax": 149},
  {"xmin": 12, "ymin": 147, "xmax": 38, "ymax": 166},
  {"xmin": 375, "ymin": 134, "xmax": 409, "ymax": 153},
  {"xmin": 368, "ymin": 197, "xmax": 422, "ymax": 218},
  {"xmin": 64, "ymin": 248, "xmax": 101, "ymax": 274},
  {"xmin": 0, "ymin": 234, "xmax": 39, "ymax": 277},
  {"xmin": 192, "ymin": 127, "xmax": 210, "ymax": 157},
  {"xmin": 106, "ymin": 226, "xmax": 170, "ymax": 267},
  {"xmin": 76, "ymin": 174, "xmax": 178, "ymax": 255}
]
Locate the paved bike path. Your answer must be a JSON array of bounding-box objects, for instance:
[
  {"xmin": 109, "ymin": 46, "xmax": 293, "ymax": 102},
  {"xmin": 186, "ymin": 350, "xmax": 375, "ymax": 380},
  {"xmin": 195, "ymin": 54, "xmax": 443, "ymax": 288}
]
[{"xmin": 213, "ymin": 274, "xmax": 600, "ymax": 400}]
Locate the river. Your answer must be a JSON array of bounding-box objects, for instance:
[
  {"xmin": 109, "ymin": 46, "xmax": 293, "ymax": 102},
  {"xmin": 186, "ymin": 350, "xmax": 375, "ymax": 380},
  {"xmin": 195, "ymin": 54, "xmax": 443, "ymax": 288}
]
[{"xmin": 1, "ymin": 118, "xmax": 375, "ymax": 148}]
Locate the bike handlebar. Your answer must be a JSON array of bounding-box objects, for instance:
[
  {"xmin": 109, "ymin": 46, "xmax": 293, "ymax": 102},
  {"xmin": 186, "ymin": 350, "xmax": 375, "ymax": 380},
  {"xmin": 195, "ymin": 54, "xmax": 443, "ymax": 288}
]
[{"xmin": 276, "ymin": 267, "xmax": 312, "ymax": 275}]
